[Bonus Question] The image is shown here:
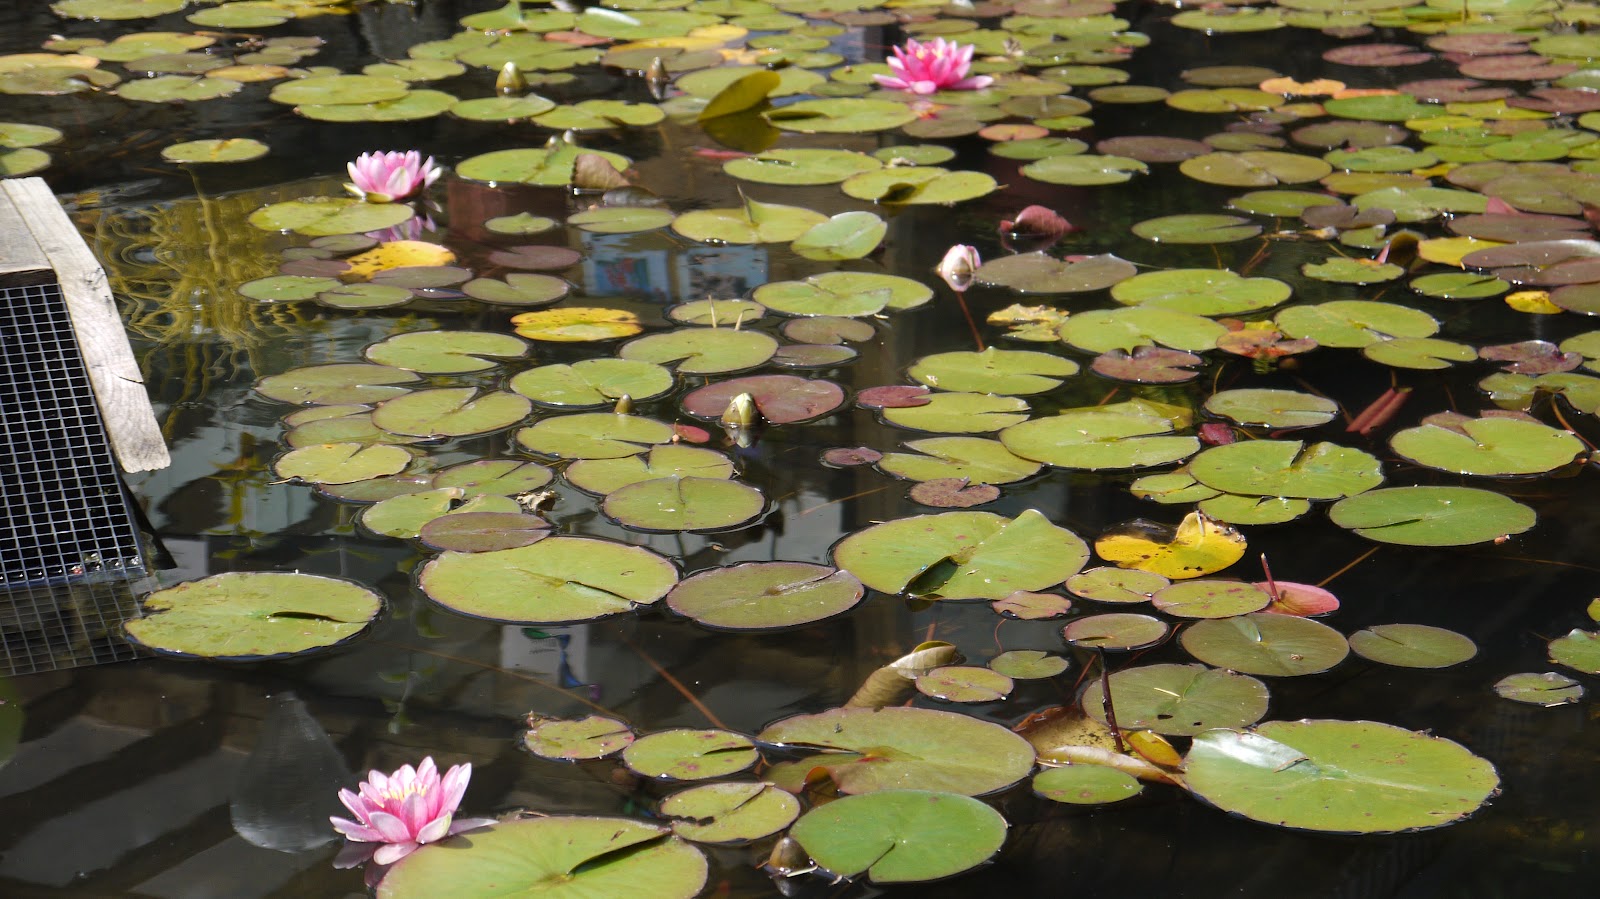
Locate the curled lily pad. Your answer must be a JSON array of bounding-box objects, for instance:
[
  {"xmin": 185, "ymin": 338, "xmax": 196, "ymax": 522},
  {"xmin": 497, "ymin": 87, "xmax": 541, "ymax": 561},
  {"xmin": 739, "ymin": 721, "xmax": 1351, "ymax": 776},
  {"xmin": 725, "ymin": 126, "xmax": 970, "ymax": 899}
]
[
  {"xmin": 603, "ymin": 476, "xmax": 765, "ymax": 532},
  {"xmin": 791, "ymin": 211, "xmax": 887, "ymax": 261},
  {"xmin": 419, "ymin": 536, "xmax": 678, "ymax": 624},
  {"xmin": 1033, "ymin": 766, "xmax": 1142, "ymax": 805},
  {"xmin": 1061, "ymin": 613, "xmax": 1169, "ymax": 651},
  {"xmin": 523, "ymin": 715, "xmax": 635, "ymax": 761},
  {"xmin": 661, "ymin": 782, "xmax": 800, "ymax": 844},
  {"xmin": 1348, "ymin": 624, "xmax": 1477, "ymax": 669},
  {"xmin": 788, "ymin": 790, "xmax": 1007, "ymax": 884},
  {"xmin": 665, "ymin": 562, "xmax": 863, "ymax": 630},
  {"xmin": 1494, "ymin": 672, "xmax": 1584, "ymax": 706},
  {"xmin": 1329, "ymin": 486, "xmax": 1537, "ymax": 546},
  {"xmin": 623, "ymin": 729, "xmax": 758, "ymax": 780},
  {"xmin": 1184, "ymin": 720, "xmax": 1499, "ymax": 834},
  {"xmin": 758, "ymin": 706, "xmax": 1035, "ymax": 796},
  {"xmin": 126, "ymin": 572, "xmax": 382, "ymax": 661},
  {"xmin": 1081, "ymin": 663, "xmax": 1270, "ymax": 736},
  {"xmin": 1180, "ymin": 613, "xmax": 1349, "ymax": 676},
  {"xmin": 376, "ymin": 818, "xmax": 706, "ymax": 899},
  {"xmin": 833, "ymin": 508, "xmax": 1089, "ymax": 600}
]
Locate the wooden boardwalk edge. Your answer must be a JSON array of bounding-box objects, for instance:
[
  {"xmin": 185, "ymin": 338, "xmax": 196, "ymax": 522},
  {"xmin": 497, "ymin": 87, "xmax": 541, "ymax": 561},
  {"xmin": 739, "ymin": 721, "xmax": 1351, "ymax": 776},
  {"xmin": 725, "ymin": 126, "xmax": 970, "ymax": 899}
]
[{"xmin": 2, "ymin": 177, "xmax": 171, "ymax": 473}]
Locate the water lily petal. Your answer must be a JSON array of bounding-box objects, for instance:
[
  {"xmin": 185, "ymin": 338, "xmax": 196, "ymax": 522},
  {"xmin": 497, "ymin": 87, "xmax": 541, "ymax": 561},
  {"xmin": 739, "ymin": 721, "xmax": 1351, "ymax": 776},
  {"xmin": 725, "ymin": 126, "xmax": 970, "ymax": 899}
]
[{"xmin": 372, "ymin": 840, "xmax": 420, "ymax": 867}]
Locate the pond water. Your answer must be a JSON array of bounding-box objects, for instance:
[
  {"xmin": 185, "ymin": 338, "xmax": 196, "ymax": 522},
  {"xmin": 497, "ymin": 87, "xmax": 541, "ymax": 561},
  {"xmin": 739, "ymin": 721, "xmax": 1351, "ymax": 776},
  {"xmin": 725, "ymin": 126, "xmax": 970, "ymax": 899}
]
[{"xmin": 1, "ymin": 0, "xmax": 1598, "ymax": 896}]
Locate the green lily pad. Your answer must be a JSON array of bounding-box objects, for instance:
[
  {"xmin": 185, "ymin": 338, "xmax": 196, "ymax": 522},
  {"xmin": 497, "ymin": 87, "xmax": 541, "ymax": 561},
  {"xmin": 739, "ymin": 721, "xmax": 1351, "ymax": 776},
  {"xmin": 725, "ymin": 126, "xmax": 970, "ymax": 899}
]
[
  {"xmin": 754, "ymin": 272, "xmax": 931, "ymax": 315},
  {"xmin": 567, "ymin": 207, "xmax": 676, "ymax": 233},
  {"xmin": 1131, "ymin": 213, "xmax": 1263, "ymax": 244},
  {"xmin": 789, "ymin": 790, "xmax": 1007, "ymax": 883},
  {"xmin": 881, "ymin": 392, "xmax": 1031, "ymax": 434},
  {"xmin": 1021, "ymin": 154, "xmax": 1148, "ymax": 185},
  {"xmin": 1493, "ymin": 671, "xmax": 1584, "ymax": 706},
  {"xmin": 432, "ymin": 459, "xmax": 553, "ymax": 498},
  {"xmin": 833, "ymin": 508, "xmax": 1089, "ymax": 600},
  {"xmin": 126, "ymin": 572, "xmax": 382, "ymax": 660},
  {"xmin": 723, "ymin": 148, "xmax": 881, "ymax": 185},
  {"xmin": 758, "ymin": 706, "xmax": 1035, "ymax": 795},
  {"xmin": 623, "ymin": 728, "xmax": 758, "ymax": 780},
  {"xmin": 1390, "ymin": 417, "xmax": 1584, "ymax": 476},
  {"xmin": 0, "ymin": 147, "xmax": 49, "ymax": 176},
  {"xmin": 1205, "ymin": 389, "xmax": 1337, "ymax": 428},
  {"xmin": 671, "ymin": 198, "xmax": 828, "ymax": 244},
  {"xmin": 523, "ymin": 715, "xmax": 635, "ymax": 761},
  {"xmin": 989, "ymin": 650, "xmax": 1069, "ymax": 679},
  {"xmin": 1061, "ymin": 612, "xmax": 1169, "ymax": 651},
  {"xmin": 992, "ymin": 590, "xmax": 1074, "ymax": 619},
  {"xmin": 766, "ymin": 98, "xmax": 919, "ymax": 133},
  {"xmin": 975, "ymin": 252, "xmax": 1138, "ymax": 295},
  {"xmin": 269, "ymin": 74, "xmax": 407, "ymax": 106},
  {"xmin": 1548, "ymin": 628, "xmax": 1600, "ymax": 674},
  {"xmin": 239, "ymin": 275, "xmax": 340, "ymax": 302},
  {"xmin": 603, "ymin": 476, "xmax": 765, "ymax": 532},
  {"xmin": 1033, "ymin": 766, "xmax": 1142, "ymax": 805},
  {"xmin": 463, "ymin": 273, "xmax": 570, "ymax": 307},
  {"xmin": 486, "ymin": 213, "xmax": 559, "ymax": 236},
  {"xmin": 840, "ymin": 167, "xmax": 999, "ymax": 204},
  {"xmin": 1184, "ymin": 720, "xmax": 1499, "ymax": 834},
  {"xmin": 117, "ymin": 74, "xmax": 243, "ymax": 103},
  {"xmin": 916, "ymin": 665, "xmax": 1014, "ymax": 702},
  {"xmin": 1081, "ymin": 663, "xmax": 1270, "ymax": 736},
  {"xmin": 299, "ymin": 90, "xmax": 455, "ymax": 123},
  {"xmin": 418, "ymin": 511, "xmax": 552, "ymax": 553},
  {"xmin": 161, "ymin": 137, "xmax": 269, "ymax": 163},
  {"xmin": 1180, "ymin": 151, "xmax": 1333, "ymax": 187},
  {"xmin": 1199, "ymin": 494, "xmax": 1313, "ymax": 525},
  {"xmin": 665, "ymin": 562, "xmax": 863, "ymax": 630},
  {"xmin": 516, "ymin": 413, "xmax": 676, "ymax": 460},
  {"xmin": 1059, "ymin": 307, "xmax": 1227, "ymax": 353},
  {"xmin": 669, "ymin": 299, "xmax": 766, "ymax": 327},
  {"xmin": 1152, "ymin": 580, "xmax": 1273, "ymax": 618},
  {"xmin": 1329, "ymin": 486, "xmax": 1538, "ymax": 546},
  {"xmin": 364, "ymin": 330, "xmax": 527, "ymax": 374},
  {"xmin": 619, "ymin": 328, "xmax": 777, "ymax": 375},
  {"xmin": 1302, "ymin": 257, "xmax": 1405, "ymax": 285},
  {"xmin": 909, "ymin": 347, "xmax": 1078, "ymax": 395},
  {"xmin": 510, "ymin": 359, "xmax": 675, "ymax": 409},
  {"xmin": 457, "ymin": 145, "xmax": 632, "ymax": 186},
  {"xmin": 791, "ymin": 211, "xmax": 886, "ymax": 260},
  {"xmin": 1065, "ymin": 566, "xmax": 1170, "ymax": 604},
  {"xmin": 1111, "ymin": 269, "xmax": 1292, "ymax": 316},
  {"xmin": 1188, "ymin": 440, "xmax": 1383, "ymax": 500},
  {"xmin": 249, "ymin": 198, "xmax": 414, "ymax": 237},
  {"xmin": 1348, "ymin": 624, "xmax": 1477, "ymax": 668},
  {"xmin": 1363, "ymin": 337, "xmax": 1478, "ymax": 370},
  {"xmin": 999, "ymin": 408, "xmax": 1199, "ymax": 471},
  {"xmin": 535, "ymin": 100, "xmax": 665, "ymax": 130},
  {"xmin": 662, "ymin": 782, "xmax": 800, "ymax": 844},
  {"xmin": 316, "ymin": 284, "xmax": 414, "ymax": 310},
  {"xmin": 877, "ymin": 436, "xmax": 1041, "ymax": 485},
  {"xmin": 419, "ymin": 536, "xmax": 679, "ymax": 624},
  {"xmin": 451, "ymin": 95, "xmax": 559, "ymax": 122},
  {"xmin": 371, "ymin": 388, "xmax": 531, "ymax": 438},
  {"xmin": 362, "ymin": 491, "xmax": 520, "ymax": 541},
  {"xmin": 1180, "ymin": 613, "xmax": 1350, "ymax": 676},
  {"xmin": 273, "ymin": 442, "xmax": 412, "ymax": 484},
  {"xmin": 376, "ymin": 818, "xmax": 705, "ymax": 899},
  {"xmin": 566, "ymin": 445, "xmax": 733, "ymax": 495}
]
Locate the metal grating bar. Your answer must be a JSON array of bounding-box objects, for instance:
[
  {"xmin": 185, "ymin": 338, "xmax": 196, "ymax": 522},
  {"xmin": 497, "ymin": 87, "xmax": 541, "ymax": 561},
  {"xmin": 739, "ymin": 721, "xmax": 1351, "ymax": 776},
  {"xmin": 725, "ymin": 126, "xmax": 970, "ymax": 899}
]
[{"xmin": 0, "ymin": 280, "xmax": 146, "ymax": 675}]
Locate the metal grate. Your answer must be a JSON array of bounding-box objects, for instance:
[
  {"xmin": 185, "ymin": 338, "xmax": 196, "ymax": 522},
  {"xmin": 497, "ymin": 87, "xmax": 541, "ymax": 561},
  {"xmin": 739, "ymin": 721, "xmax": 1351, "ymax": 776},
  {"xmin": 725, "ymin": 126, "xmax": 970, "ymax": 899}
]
[{"xmin": 0, "ymin": 279, "xmax": 146, "ymax": 674}]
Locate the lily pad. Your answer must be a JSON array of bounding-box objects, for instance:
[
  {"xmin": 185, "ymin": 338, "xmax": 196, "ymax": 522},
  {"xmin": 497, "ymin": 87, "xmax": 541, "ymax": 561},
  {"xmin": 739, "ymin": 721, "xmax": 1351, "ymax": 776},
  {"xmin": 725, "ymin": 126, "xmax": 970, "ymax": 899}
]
[
  {"xmin": 463, "ymin": 273, "xmax": 570, "ymax": 307},
  {"xmin": 1058, "ymin": 307, "xmax": 1227, "ymax": 354},
  {"xmin": 126, "ymin": 572, "xmax": 382, "ymax": 660},
  {"xmin": 523, "ymin": 715, "xmax": 635, "ymax": 761},
  {"xmin": 1183, "ymin": 720, "xmax": 1499, "ymax": 834},
  {"xmin": 878, "ymin": 437, "xmax": 1041, "ymax": 485},
  {"xmin": 992, "ymin": 590, "xmax": 1074, "ymax": 620},
  {"xmin": 620, "ymin": 328, "xmax": 778, "ymax": 375},
  {"xmin": 510, "ymin": 359, "xmax": 675, "ymax": 409},
  {"xmin": 661, "ymin": 782, "xmax": 800, "ymax": 844},
  {"xmin": 833, "ymin": 508, "xmax": 1089, "ymax": 600},
  {"xmin": 665, "ymin": 562, "xmax": 864, "ymax": 630},
  {"xmin": 909, "ymin": 348, "xmax": 1077, "ymax": 395},
  {"xmin": 377, "ymin": 817, "xmax": 705, "ymax": 899},
  {"xmin": 999, "ymin": 409, "xmax": 1198, "ymax": 471},
  {"xmin": 516, "ymin": 413, "xmax": 676, "ymax": 460},
  {"xmin": 1548, "ymin": 628, "xmax": 1600, "ymax": 675},
  {"xmin": 364, "ymin": 330, "xmax": 527, "ymax": 374},
  {"xmin": 512, "ymin": 307, "xmax": 644, "ymax": 342},
  {"xmin": 881, "ymin": 392, "xmax": 1031, "ymax": 434},
  {"xmin": 249, "ymin": 198, "xmax": 413, "ymax": 237},
  {"xmin": 766, "ymin": 98, "xmax": 919, "ymax": 133},
  {"xmin": 1180, "ymin": 613, "xmax": 1350, "ymax": 676},
  {"xmin": 1081, "ymin": 663, "xmax": 1270, "ymax": 736},
  {"xmin": 1189, "ymin": 440, "xmax": 1383, "ymax": 500},
  {"xmin": 1152, "ymin": 580, "xmax": 1272, "ymax": 618},
  {"xmin": 1348, "ymin": 624, "xmax": 1477, "ymax": 668},
  {"xmin": 362, "ymin": 491, "xmax": 520, "ymax": 541},
  {"xmin": 1329, "ymin": 486, "xmax": 1537, "ymax": 546},
  {"xmin": 1065, "ymin": 567, "xmax": 1170, "ymax": 604},
  {"xmin": 623, "ymin": 729, "xmax": 758, "ymax": 780},
  {"xmin": 1033, "ymin": 766, "xmax": 1142, "ymax": 805},
  {"xmin": 1095, "ymin": 512, "xmax": 1248, "ymax": 580},
  {"xmin": 1205, "ymin": 389, "xmax": 1337, "ymax": 429},
  {"xmin": 566, "ymin": 445, "xmax": 734, "ymax": 495},
  {"xmin": 161, "ymin": 137, "xmax": 268, "ymax": 163},
  {"xmin": 1390, "ymin": 417, "xmax": 1583, "ymax": 476},
  {"xmin": 273, "ymin": 442, "xmax": 412, "ymax": 485},
  {"xmin": 755, "ymin": 271, "xmax": 931, "ymax": 315},
  {"xmin": 1061, "ymin": 612, "xmax": 1169, "ymax": 651},
  {"xmin": 975, "ymin": 252, "xmax": 1138, "ymax": 295},
  {"xmin": 371, "ymin": 388, "xmax": 532, "ymax": 438},
  {"xmin": 1021, "ymin": 154, "xmax": 1148, "ymax": 185},
  {"xmin": 671, "ymin": 198, "xmax": 828, "ymax": 244},
  {"xmin": 1111, "ymin": 269, "xmax": 1292, "ymax": 316},
  {"xmin": 758, "ymin": 706, "xmax": 1035, "ymax": 795},
  {"xmin": 916, "ymin": 666, "xmax": 1014, "ymax": 702},
  {"xmin": 723, "ymin": 148, "xmax": 881, "ymax": 185},
  {"xmin": 418, "ymin": 511, "xmax": 551, "ymax": 553},
  {"xmin": 1493, "ymin": 671, "xmax": 1584, "ymax": 706},
  {"xmin": 603, "ymin": 476, "xmax": 765, "ymax": 532},
  {"xmin": 989, "ymin": 650, "xmax": 1069, "ymax": 679},
  {"xmin": 1131, "ymin": 214, "xmax": 1262, "ymax": 244},
  {"xmin": 419, "ymin": 536, "xmax": 679, "ymax": 624},
  {"xmin": 788, "ymin": 790, "xmax": 1007, "ymax": 883},
  {"xmin": 457, "ymin": 145, "xmax": 632, "ymax": 186},
  {"xmin": 681, "ymin": 374, "xmax": 846, "ymax": 424},
  {"xmin": 433, "ymin": 459, "xmax": 553, "ymax": 497},
  {"xmin": 840, "ymin": 167, "xmax": 999, "ymax": 204}
]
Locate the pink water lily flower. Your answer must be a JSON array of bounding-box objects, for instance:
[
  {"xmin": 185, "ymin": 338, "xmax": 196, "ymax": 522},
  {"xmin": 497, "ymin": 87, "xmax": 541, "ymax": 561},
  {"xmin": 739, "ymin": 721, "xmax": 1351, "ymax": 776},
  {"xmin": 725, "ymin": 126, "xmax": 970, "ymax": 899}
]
[
  {"xmin": 874, "ymin": 38, "xmax": 992, "ymax": 95},
  {"xmin": 330, "ymin": 757, "xmax": 493, "ymax": 867},
  {"xmin": 345, "ymin": 150, "xmax": 443, "ymax": 203}
]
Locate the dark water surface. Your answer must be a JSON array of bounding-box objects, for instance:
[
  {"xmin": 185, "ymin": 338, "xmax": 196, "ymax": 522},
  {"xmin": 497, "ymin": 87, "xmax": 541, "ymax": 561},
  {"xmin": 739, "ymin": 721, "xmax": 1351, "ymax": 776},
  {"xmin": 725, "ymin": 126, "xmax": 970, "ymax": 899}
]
[{"xmin": 1, "ymin": 1, "xmax": 1597, "ymax": 897}]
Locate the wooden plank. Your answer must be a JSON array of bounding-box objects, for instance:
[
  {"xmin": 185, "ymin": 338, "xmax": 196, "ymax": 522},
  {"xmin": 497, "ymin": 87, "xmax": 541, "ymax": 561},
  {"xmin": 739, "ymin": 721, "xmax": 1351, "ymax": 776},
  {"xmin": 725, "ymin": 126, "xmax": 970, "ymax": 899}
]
[
  {"xmin": 2, "ymin": 178, "xmax": 170, "ymax": 473},
  {"xmin": 0, "ymin": 188, "xmax": 51, "ymax": 282}
]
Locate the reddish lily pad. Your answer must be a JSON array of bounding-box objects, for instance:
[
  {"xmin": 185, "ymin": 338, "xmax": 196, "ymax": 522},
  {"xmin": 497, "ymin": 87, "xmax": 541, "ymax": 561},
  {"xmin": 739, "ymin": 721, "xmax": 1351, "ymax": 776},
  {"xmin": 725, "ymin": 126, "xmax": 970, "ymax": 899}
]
[{"xmin": 681, "ymin": 375, "xmax": 846, "ymax": 424}]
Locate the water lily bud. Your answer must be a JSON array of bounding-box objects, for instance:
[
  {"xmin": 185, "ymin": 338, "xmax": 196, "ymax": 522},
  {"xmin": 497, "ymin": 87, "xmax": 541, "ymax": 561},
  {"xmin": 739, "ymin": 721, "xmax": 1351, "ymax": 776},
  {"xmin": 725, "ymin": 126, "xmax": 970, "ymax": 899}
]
[
  {"xmin": 645, "ymin": 56, "xmax": 670, "ymax": 101},
  {"xmin": 613, "ymin": 393, "xmax": 633, "ymax": 414},
  {"xmin": 496, "ymin": 61, "xmax": 526, "ymax": 96},
  {"xmin": 720, "ymin": 392, "xmax": 758, "ymax": 429},
  {"xmin": 937, "ymin": 244, "xmax": 981, "ymax": 293}
]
